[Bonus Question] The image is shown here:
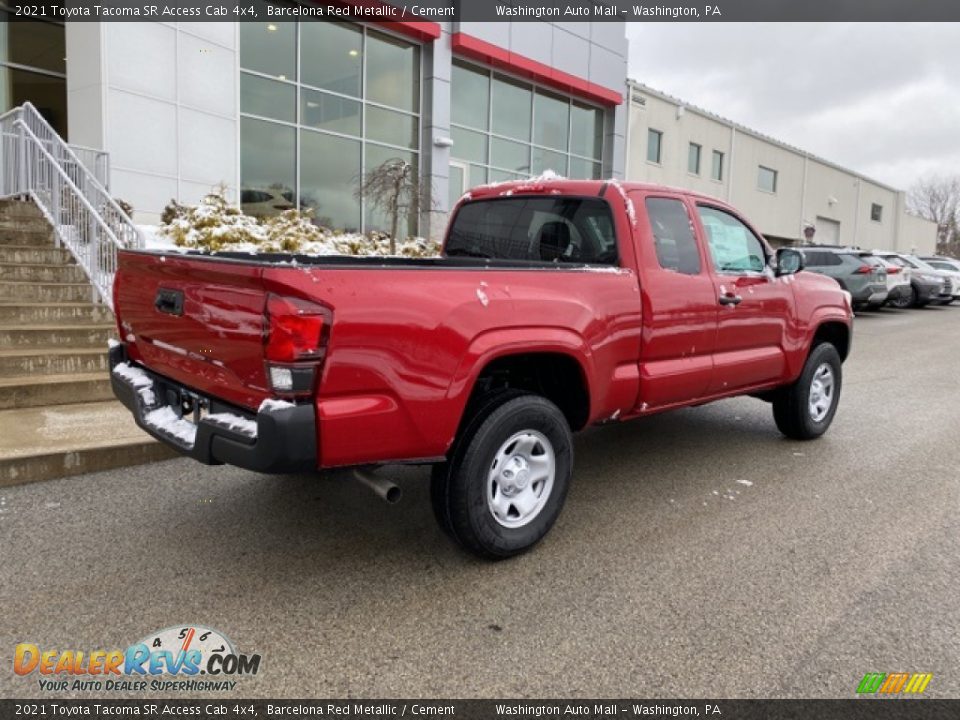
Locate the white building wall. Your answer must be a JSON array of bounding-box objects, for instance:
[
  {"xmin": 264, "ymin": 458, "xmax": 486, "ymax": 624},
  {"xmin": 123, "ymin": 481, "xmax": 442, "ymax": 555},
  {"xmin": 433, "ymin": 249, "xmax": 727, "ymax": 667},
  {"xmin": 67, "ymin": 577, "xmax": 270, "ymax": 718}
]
[
  {"xmin": 625, "ymin": 82, "xmax": 928, "ymax": 253},
  {"xmin": 727, "ymin": 130, "xmax": 805, "ymax": 239},
  {"xmin": 900, "ymin": 212, "xmax": 938, "ymax": 255},
  {"xmin": 67, "ymin": 22, "xmax": 239, "ymax": 223}
]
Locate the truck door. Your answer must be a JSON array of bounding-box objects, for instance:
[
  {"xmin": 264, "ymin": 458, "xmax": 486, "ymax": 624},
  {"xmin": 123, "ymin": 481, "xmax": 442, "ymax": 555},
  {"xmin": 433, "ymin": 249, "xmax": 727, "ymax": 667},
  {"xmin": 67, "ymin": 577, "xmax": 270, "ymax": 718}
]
[
  {"xmin": 693, "ymin": 203, "xmax": 792, "ymax": 393},
  {"xmin": 632, "ymin": 193, "xmax": 718, "ymax": 409}
]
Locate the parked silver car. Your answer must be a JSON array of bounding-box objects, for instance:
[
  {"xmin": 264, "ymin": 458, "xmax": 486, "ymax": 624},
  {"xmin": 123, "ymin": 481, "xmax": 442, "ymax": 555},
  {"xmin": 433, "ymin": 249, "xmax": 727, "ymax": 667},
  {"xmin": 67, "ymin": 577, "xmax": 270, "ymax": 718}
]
[{"xmin": 873, "ymin": 251, "xmax": 948, "ymax": 308}]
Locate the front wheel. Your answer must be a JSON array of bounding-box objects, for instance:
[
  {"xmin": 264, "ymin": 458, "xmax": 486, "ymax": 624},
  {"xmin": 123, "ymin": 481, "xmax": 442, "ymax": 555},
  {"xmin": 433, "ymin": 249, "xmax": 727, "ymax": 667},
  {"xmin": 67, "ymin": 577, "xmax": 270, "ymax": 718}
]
[
  {"xmin": 431, "ymin": 394, "xmax": 573, "ymax": 559},
  {"xmin": 772, "ymin": 343, "xmax": 842, "ymax": 440}
]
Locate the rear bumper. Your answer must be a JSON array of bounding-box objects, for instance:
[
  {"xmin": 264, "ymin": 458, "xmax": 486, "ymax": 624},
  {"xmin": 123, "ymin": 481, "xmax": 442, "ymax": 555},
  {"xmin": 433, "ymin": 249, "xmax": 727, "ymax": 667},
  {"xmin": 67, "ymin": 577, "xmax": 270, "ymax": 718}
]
[
  {"xmin": 850, "ymin": 286, "xmax": 888, "ymax": 305},
  {"xmin": 886, "ymin": 284, "xmax": 910, "ymax": 301},
  {"xmin": 109, "ymin": 344, "xmax": 317, "ymax": 473}
]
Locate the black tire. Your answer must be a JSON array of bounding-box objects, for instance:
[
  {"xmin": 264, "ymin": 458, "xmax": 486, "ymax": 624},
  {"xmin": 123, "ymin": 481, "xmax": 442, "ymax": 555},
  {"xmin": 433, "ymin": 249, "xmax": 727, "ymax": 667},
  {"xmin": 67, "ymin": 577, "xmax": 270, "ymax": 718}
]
[
  {"xmin": 431, "ymin": 393, "xmax": 573, "ymax": 559},
  {"xmin": 430, "ymin": 388, "xmax": 527, "ymax": 539},
  {"xmin": 772, "ymin": 342, "xmax": 842, "ymax": 440},
  {"xmin": 889, "ymin": 285, "xmax": 915, "ymax": 309},
  {"xmin": 906, "ymin": 285, "xmax": 920, "ymax": 308}
]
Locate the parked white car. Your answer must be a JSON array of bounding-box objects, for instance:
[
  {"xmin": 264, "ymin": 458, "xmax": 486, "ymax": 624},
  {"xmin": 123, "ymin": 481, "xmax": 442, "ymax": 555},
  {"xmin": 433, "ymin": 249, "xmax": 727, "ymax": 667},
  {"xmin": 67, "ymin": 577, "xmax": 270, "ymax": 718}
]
[
  {"xmin": 920, "ymin": 256, "xmax": 960, "ymax": 302},
  {"xmin": 863, "ymin": 254, "xmax": 910, "ymax": 307}
]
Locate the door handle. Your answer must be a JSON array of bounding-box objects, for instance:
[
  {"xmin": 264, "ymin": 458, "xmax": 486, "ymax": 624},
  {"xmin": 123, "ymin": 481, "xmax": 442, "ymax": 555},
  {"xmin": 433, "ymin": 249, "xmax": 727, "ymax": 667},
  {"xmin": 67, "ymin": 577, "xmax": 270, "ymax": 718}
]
[{"xmin": 719, "ymin": 294, "xmax": 742, "ymax": 306}]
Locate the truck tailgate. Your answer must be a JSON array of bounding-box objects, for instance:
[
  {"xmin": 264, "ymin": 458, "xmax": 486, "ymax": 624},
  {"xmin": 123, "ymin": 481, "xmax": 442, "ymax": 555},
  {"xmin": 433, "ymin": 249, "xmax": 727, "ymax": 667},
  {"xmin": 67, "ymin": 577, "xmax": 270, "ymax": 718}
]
[{"xmin": 114, "ymin": 251, "xmax": 270, "ymax": 410}]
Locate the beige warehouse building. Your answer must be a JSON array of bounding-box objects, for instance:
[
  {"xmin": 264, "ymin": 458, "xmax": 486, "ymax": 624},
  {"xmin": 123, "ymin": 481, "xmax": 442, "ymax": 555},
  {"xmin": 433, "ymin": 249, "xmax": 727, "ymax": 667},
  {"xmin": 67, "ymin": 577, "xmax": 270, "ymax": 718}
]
[{"xmin": 625, "ymin": 81, "xmax": 938, "ymax": 255}]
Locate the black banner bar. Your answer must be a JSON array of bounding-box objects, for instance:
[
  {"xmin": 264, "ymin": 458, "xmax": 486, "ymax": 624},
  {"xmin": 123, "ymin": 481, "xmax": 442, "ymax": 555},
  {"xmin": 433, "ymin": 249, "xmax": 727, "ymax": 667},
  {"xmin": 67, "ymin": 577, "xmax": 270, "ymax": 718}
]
[
  {"xmin": 2, "ymin": 699, "xmax": 958, "ymax": 720},
  {"xmin": 7, "ymin": 0, "xmax": 960, "ymax": 22}
]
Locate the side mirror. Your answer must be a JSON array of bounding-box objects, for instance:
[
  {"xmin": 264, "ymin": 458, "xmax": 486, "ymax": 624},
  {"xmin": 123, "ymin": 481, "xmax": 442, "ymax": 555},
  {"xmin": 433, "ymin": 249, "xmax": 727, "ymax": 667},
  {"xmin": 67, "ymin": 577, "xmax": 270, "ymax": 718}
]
[{"xmin": 776, "ymin": 248, "xmax": 804, "ymax": 276}]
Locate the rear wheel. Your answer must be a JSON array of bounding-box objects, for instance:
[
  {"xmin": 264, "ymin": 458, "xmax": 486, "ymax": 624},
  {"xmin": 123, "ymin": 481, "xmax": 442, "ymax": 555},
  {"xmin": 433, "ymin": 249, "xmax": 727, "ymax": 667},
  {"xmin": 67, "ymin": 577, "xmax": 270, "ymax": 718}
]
[
  {"xmin": 431, "ymin": 393, "xmax": 573, "ymax": 559},
  {"xmin": 772, "ymin": 342, "xmax": 842, "ymax": 440}
]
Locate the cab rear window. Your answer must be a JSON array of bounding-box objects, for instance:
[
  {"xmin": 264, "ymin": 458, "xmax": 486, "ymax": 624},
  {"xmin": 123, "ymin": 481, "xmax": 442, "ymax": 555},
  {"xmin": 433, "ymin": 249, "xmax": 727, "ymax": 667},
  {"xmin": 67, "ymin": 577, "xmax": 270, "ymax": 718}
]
[{"xmin": 445, "ymin": 197, "xmax": 619, "ymax": 266}]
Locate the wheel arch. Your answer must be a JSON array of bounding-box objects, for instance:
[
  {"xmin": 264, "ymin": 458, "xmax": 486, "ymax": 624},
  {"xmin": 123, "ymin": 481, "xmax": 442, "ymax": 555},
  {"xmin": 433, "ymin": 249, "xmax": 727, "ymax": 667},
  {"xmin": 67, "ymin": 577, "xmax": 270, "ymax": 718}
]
[
  {"xmin": 448, "ymin": 331, "xmax": 594, "ymax": 440},
  {"xmin": 811, "ymin": 319, "xmax": 851, "ymax": 362}
]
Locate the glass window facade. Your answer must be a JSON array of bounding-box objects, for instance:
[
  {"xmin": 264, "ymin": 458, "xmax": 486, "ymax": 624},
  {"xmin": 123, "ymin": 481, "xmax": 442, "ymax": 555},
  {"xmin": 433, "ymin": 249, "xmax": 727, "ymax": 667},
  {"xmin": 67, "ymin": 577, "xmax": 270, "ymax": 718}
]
[
  {"xmin": 0, "ymin": 16, "xmax": 67, "ymax": 138},
  {"xmin": 450, "ymin": 60, "xmax": 605, "ymax": 186},
  {"xmin": 240, "ymin": 22, "xmax": 420, "ymax": 235}
]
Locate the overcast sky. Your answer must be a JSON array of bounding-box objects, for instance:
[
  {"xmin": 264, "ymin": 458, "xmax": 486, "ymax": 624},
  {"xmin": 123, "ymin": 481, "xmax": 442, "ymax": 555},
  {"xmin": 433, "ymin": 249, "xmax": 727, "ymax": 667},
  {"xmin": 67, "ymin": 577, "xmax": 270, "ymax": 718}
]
[{"xmin": 625, "ymin": 23, "xmax": 960, "ymax": 190}]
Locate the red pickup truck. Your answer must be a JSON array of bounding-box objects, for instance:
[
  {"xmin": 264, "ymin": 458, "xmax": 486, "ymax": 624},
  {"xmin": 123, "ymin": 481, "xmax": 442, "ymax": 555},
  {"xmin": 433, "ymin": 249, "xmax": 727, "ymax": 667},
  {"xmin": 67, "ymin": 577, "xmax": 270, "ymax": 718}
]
[{"xmin": 110, "ymin": 179, "xmax": 852, "ymax": 558}]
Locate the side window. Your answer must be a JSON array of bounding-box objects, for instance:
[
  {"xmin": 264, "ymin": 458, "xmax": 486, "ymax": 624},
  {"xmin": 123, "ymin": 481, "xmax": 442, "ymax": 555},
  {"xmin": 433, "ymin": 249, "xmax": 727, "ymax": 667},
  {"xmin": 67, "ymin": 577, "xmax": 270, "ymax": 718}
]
[
  {"xmin": 803, "ymin": 251, "xmax": 824, "ymax": 267},
  {"xmin": 645, "ymin": 197, "xmax": 702, "ymax": 275},
  {"xmin": 696, "ymin": 205, "xmax": 767, "ymax": 274}
]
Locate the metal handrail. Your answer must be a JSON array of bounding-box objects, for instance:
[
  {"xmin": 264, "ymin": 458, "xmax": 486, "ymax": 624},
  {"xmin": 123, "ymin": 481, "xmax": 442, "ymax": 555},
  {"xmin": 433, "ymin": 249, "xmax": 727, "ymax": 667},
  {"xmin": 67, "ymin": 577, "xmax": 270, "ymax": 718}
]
[
  {"xmin": 4, "ymin": 119, "xmax": 124, "ymax": 309},
  {"xmin": 0, "ymin": 102, "xmax": 141, "ymax": 250}
]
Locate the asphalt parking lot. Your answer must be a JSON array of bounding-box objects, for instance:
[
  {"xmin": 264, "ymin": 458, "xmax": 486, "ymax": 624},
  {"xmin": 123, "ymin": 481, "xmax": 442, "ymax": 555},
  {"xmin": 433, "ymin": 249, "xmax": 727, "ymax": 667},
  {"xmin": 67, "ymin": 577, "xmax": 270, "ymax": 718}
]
[{"xmin": 3, "ymin": 305, "xmax": 959, "ymax": 700}]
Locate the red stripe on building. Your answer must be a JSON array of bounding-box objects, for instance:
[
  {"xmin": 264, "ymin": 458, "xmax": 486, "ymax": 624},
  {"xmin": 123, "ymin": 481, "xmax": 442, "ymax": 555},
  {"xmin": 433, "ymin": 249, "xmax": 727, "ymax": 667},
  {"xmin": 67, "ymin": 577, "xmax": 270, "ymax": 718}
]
[{"xmin": 451, "ymin": 32, "xmax": 623, "ymax": 106}]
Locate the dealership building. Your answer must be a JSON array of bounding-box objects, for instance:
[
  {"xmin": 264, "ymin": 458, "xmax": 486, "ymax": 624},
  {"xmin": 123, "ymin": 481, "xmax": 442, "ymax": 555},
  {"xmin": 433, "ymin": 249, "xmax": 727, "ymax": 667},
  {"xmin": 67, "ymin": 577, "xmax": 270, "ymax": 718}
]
[
  {"xmin": 1, "ymin": 16, "xmax": 937, "ymax": 253},
  {"xmin": 1, "ymin": 16, "xmax": 628, "ymax": 236},
  {"xmin": 625, "ymin": 80, "xmax": 938, "ymax": 254}
]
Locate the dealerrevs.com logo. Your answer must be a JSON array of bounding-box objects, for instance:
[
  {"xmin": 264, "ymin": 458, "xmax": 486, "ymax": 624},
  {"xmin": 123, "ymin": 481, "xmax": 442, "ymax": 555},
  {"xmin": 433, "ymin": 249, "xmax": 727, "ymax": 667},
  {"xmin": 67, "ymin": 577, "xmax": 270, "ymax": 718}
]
[{"xmin": 14, "ymin": 625, "xmax": 261, "ymax": 693}]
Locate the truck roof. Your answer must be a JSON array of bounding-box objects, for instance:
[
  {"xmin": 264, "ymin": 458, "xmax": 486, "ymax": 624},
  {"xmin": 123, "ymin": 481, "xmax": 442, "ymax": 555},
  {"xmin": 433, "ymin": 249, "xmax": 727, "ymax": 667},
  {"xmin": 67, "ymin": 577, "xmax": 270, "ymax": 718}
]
[{"xmin": 465, "ymin": 177, "xmax": 728, "ymax": 206}]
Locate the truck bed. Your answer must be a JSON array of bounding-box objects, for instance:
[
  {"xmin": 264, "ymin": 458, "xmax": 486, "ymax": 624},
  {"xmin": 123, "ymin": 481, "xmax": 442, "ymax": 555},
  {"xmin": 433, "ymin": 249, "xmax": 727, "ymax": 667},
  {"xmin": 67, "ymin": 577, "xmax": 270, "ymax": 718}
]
[{"xmin": 113, "ymin": 248, "xmax": 643, "ymax": 468}]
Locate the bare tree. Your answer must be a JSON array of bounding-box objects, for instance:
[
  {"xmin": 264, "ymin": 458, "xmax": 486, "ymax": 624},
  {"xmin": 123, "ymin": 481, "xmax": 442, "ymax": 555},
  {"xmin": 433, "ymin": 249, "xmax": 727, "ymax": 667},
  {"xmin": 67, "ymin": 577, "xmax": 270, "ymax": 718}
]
[
  {"xmin": 354, "ymin": 158, "xmax": 431, "ymax": 254},
  {"xmin": 907, "ymin": 175, "xmax": 960, "ymax": 252}
]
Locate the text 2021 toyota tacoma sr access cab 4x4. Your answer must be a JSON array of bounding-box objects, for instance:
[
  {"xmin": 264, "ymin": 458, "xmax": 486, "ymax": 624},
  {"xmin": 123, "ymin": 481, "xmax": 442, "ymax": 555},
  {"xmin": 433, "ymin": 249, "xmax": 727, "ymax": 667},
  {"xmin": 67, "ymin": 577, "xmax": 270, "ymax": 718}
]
[{"xmin": 110, "ymin": 179, "xmax": 853, "ymax": 558}]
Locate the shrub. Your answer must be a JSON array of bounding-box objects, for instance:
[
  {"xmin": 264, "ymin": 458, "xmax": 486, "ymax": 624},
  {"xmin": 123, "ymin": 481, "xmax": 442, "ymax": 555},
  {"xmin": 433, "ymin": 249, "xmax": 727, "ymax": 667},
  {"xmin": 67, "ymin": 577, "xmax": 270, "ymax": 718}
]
[
  {"xmin": 113, "ymin": 198, "xmax": 134, "ymax": 218},
  {"xmin": 158, "ymin": 189, "xmax": 440, "ymax": 257},
  {"xmin": 160, "ymin": 199, "xmax": 187, "ymax": 226}
]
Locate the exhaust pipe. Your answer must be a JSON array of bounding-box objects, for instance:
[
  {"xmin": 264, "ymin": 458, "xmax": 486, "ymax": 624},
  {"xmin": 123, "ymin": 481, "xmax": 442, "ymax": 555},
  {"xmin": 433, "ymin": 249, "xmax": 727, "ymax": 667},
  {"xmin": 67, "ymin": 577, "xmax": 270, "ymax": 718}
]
[{"xmin": 353, "ymin": 469, "xmax": 402, "ymax": 504}]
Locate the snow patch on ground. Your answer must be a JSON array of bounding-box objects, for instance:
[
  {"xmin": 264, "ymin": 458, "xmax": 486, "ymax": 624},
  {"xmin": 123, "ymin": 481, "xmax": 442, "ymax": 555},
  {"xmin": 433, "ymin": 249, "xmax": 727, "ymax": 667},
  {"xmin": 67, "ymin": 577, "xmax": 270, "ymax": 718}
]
[
  {"xmin": 206, "ymin": 412, "xmax": 258, "ymax": 439},
  {"xmin": 736, "ymin": 479, "xmax": 754, "ymax": 487},
  {"xmin": 139, "ymin": 224, "xmax": 179, "ymax": 251}
]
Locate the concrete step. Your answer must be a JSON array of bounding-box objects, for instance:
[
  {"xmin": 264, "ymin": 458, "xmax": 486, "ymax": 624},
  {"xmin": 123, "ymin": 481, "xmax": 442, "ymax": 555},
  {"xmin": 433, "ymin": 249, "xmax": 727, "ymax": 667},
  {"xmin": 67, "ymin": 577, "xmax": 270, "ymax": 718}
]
[
  {"xmin": 0, "ymin": 324, "xmax": 114, "ymax": 349},
  {"xmin": 0, "ymin": 372, "xmax": 113, "ymax": 410},
  {"xmin": 0, "ymin": 280, "xmax": 93, "ymax": 303},
  {"xmin": 0, "ymin": 347, "xmax": 108, "ymax": 376},
  {"xmin": 0, "ymin": 228, "xmax": 56, "ymax": 247},
  {"xmin": 0, "ymin": 246, "xmax": 73, "ymax": 265},
  {"xmin": 0, "ymin": 217, "xmax": 51, "ymax": 233},
  {"xmin": 0, "ymin": 400, "xmax": 177, "ymax": 486},
  {"xmin": 0, "ymin": 262, "xmax": 87, "ymax": 283},
  {"xmin": 0, "ymin": 302, "xmax": 113, "ymax": 325},
  {"xmin": 0, "ymin": 200, "xmax": 44, "ymax": 221}
]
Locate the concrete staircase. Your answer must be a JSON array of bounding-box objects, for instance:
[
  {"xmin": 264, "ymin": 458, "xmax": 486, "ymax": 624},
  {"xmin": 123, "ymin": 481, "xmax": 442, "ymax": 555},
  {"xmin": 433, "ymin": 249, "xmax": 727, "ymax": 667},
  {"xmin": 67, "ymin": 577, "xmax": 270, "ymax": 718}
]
[{"xmin": 0, "ymin": 198, "xmax": 175, "ymax": 486}]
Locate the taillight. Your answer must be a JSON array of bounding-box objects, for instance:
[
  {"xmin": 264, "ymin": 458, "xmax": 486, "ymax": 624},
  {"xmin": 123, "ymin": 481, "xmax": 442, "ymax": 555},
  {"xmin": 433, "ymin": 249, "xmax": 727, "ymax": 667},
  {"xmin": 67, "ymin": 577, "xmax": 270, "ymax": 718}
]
[
  {"xmin": 854, "ymin": 266, "xmax": 872, "ymax": 274},
  {"xmin": 887, "ymin": 266, "xmax": 901, "ymax": 274},
  {"xmin": 263, "ymin": 294, "xmax": 332, "ymax": 397}
]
